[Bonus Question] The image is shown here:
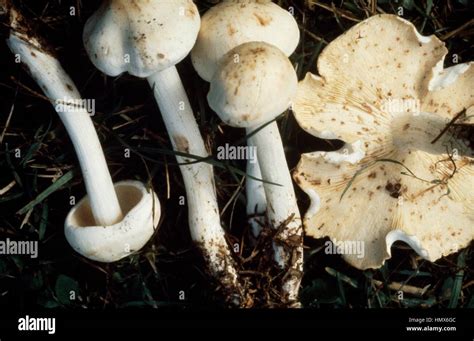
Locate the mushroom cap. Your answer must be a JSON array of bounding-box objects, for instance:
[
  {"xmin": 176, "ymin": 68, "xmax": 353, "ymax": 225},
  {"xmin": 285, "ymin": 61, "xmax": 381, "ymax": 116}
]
[
  {"xmin": 292, "ymin": 14, "xmax": 474, "ymax": 269},
  {"xmin": 65, "ymin": 180, "xmax": 160, "ymax": 262},
  {"xmin": 208, "ymin": 42, "xmax": 297, "ymax": 128},
  {"xmin": 191, "ymin": 0, "xmax": 300, "ymax": 81},
  {"xmin": 83, "ymin": 0, "xmax": 200, "ymax": 78}
]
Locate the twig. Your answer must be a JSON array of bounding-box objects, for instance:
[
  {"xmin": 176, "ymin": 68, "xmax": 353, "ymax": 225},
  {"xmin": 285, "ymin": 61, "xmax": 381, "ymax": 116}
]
[
  {"xmin": 308, "ymin": 1, "xmax": 360, "ymax": 22},
  {"xmin": 441, "ymin": 18, "xmax": 474, "ymax": 40},
  {"xmin": 372, "ymin": 279, "xmax": 430, "ymax": 297},
  {"xmin": 431, "ymin": 108, "xmax": 466, "ymax": 144}
]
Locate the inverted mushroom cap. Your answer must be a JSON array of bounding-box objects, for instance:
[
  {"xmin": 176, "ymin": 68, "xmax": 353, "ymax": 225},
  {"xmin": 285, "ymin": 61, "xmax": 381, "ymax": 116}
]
[
  {"xmin": 191, "ymin": 0, "xmax": 300, "ymax": 81},
  {"xmin": 83, "ymin": 0, "xmax": 200, "ymax": 78},
  {"xmin": 292, "ymin": 14, "xmax": 474, "ymax": 269},
  {"xmin": 208, "ymin": 42, "xmax": 298, "ymax": 128},
  {"xmin": 65, "ymin": 180, "xmax": 160, "ymax": 262}
]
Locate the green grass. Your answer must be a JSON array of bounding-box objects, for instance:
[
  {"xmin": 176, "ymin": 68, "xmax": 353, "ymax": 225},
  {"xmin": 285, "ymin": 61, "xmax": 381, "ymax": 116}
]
[{"xmin": 0, "ymin": 0, "xmax": 472, "ymax": 309}]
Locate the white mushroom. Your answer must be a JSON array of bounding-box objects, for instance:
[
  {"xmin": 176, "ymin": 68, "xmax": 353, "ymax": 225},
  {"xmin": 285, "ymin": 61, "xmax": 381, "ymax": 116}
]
[
  {"xmin": 83, "ymin": 0, "xmax": 242, "ymax": 300},
  {"xmin": 3, "ymin": 3, "xmax": 160, "ymax": 262},
  {"xmin": 192, "ymin": 0, "xmax": 300, "ymax": 81},
  {"xmin": 208, "ymin": 42, "xmax": 302, "ymax": 304},
  {"xmin": 191, "ymin": 0, "xmax": 300, "ymax": 235},
  {"xmin": 191, "ymin": 0, "xmax": 303, "ymax": 304},
  {"xmin": 65, "ymin": 181, "xmax": 160, "ymax": 262},
  {"xmin": 293, "ymin": 14, "xmax": 474, "ymax": 269}
]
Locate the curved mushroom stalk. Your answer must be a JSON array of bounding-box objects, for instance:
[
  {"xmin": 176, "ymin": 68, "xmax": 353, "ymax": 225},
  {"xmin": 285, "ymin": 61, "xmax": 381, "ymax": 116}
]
[
  {"xmin": 4, "ymin": 4, "xmax": 160, "ymax": 262},
  {"xmin": 292, "ymin": 14, "xmax": 474, "ymax": 270},
  {"xmin": 83, "ymin": 0, "xmax": 243, "ymax": 302},
  {"xmin": 6, "ymin": 9, "xmax": 122, "ymax": 227},
  {"xmin": 208, "ymin": 42, "xmax": 303, "ymax": 305}
]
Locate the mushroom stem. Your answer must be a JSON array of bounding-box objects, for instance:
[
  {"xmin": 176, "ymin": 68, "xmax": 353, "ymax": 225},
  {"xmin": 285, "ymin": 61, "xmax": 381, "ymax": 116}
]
[
  {"xmin": 249, "ymin": 121, "xmax": 303, "ymax": 303},
  {"xmin": 245, "ymin": 133, "xmax": 267, "ymax": 238},
  {"xmin": 6, "ymin": 15, "xmax": 123, "ymax": 226},
  {"xmin": 147, "ymin": 66, "xmax": 242, "ymax": 301}
]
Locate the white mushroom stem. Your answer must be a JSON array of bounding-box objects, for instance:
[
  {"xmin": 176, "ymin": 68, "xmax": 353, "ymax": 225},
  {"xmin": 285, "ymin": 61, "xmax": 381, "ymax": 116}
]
[
  {"xmin": 6, "ymin": 18, "xmax": 123, "ymax": 226},
  {"xmin": 147, "ymin": 67, "xmax": 241, "ymax": 297},
  {"xmin": 207, "ymin": 42, "xmax": 303, "ymax": 304},
  {"xmin": 249, "ymin": 121, "xmax": 303, "ymax": 303},
  {"xmin": 245, "ymin": 133, "xmax": 267, "ymax": 238}
]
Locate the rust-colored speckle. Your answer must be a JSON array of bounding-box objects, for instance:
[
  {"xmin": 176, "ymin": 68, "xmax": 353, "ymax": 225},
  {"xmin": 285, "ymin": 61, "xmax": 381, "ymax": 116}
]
[
  {"xmin": 174, "ymin": 135, "xmax": 190, "ymax": 153},
  {"xmin": 241, "ymin": 113, "xmax": 251, "ymax": 121},
  {"xmin": 253, "ymin": 12, "xmax": 272, "ymax": 26},
  {"xmin": 250, "ymin": 47, "xmax": 266, "ymax": 55},
  {"xmin": 185, "ymin": 3, "xmax": 196, "ymax": 18},
  {"xmin": 227, "ymin": 24, "xmax": 236, "ymax": 36}
]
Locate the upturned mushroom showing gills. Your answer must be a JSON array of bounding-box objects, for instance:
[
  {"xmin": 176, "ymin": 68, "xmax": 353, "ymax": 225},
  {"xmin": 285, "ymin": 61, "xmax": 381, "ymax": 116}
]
[
  {"xmin": 3, "ymin": 3, "xmax": 160, "ymax": 263},
  {"xmin": 83, "ymin": 0, "xmax": 242, "ymax": 300},
  {"xmin": 208, "ymin": 42, "xmax": 302, "ymax": 304},
  {"xmin": 292, "ymin": 14, "xmax": 474, "ymax": 269}
]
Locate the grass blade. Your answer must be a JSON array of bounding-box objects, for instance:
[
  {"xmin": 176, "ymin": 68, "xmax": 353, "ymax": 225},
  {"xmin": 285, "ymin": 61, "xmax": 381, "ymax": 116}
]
[{"xmin": 17, "ymin": 170, "xmax": 74, "ymax": 215}]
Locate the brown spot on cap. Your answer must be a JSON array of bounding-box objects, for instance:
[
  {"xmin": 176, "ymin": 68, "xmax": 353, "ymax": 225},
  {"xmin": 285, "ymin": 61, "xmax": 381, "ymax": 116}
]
[
  {"xmin": 253, "ymin": 12, "xmax": 272, "ymax": 26},
  {"xmin": 227, "ymin": 24, "xmax": 236, "ymax": 36}
]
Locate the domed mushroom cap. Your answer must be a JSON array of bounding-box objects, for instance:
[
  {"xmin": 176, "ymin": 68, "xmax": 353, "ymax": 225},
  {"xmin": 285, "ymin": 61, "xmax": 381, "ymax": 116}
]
[
  {"xmin": 83, "ymin": 0, "xmax": 200, "ymax": 78},
  {"xmin": 208, "ymin": 42, "xmax": 297, "ymax": 128},
  {"xmin": 292, "ymin": 14, "xmax": 474, "ymax": 270},
  {"xmin": 191, "ymin": 0, "xmax": 300, "ymax": 81},
  {"xmin": 65, "ymin": 181, "xmax": 160, "ymax": 262}
]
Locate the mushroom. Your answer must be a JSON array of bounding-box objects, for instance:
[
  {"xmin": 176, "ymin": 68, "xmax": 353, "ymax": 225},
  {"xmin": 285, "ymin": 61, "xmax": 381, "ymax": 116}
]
[
  {"xmin": 192, "ymin": 0, "xmax": 300, "ymax": 81},
  {"xmin": 191, "ymin": 0, "xmax": 303, "ymax": 304},
  {"xmin": 83, "ymin": 0, "xmax": 242, "ymax": 299},
  {"xmin": 65, "ymin": 181, "xmax": 159, "ymax": 262},
  {"xmin": 191, "ymin": 0, "xmax": 300, "ymax": 236},
  {"xmin": 3, "ymin": 2, "xmax": 160, "ymax": 262},
  {"xmin": 208, "ymin": 42, "xmax": 302, "ymax": 304},
  {"xmin": 292, "ymin": 14, "xmax": 474, "ymax": 269}
]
